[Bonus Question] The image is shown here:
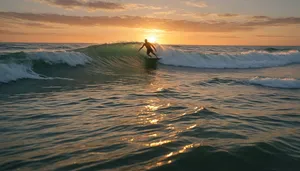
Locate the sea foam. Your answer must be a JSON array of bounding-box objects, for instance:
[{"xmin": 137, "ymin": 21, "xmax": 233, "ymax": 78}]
[
  {"xmin": 157, "ymin": 46, "xmax": 300, "ymax": 69},
  {"xmin": 0, "ymin": 51, "xmax": 91, "ymax": 83}
]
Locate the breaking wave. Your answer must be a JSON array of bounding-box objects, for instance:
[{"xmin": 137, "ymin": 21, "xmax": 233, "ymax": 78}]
[
  {"xmin": 0, "ymin": 63, "xmax": 44, "ymax": 83},
  {"xmin": 158, "ymin": 46, "xmax": 300, "ymax": 69},
  {"xmin": 0, "ymin": 51, "xmax": 91, "ymax": 83},
  {"xmin": 1, "ymin": 42, "xmax": 300, "ymax": 83}
]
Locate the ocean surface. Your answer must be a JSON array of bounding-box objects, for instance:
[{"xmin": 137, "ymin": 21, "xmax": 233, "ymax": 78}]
[{"xmin": 1, "ymin": 42, "xmax": 300, "ymax": 171}]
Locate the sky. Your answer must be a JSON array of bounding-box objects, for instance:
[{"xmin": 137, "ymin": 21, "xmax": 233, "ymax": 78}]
[{"xmin": 0, "ymin": 0, "xmax": 300, "ymax": 45}]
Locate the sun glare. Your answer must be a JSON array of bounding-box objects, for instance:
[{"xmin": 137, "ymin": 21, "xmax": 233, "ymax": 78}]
[{"xmin": 147, "ymin": 36, "xmax": 157, "ymax": 43}]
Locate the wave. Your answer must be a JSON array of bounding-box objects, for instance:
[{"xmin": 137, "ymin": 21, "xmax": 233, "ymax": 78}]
[
  {"xmin": 1, "ymin": 42, "xmax": 300, "ymax": 83},
  {"xmin": 76, "ymin": 43, "xmax": 300, "ymax": 69},
  {"xmin": 0, "ymin": 51, "xmax": 91, "ymax": 66},
  {"xmin": 197, "ymin": 77, "xmax": 300, "ymax": 89},
  {"xmin": 0, "ymin": 51, "xmax": 91, "ymax": 83},
  {"xmin": 151, "ymin": 142, "xmax": 300, "ymax": 171},
  {"xmin": 263, "ymin": 47, "xmax": 299, "ymax": 53},
  {"xmin": 249, "ymin": 77, "xmax": 300, "ymax": 89},
  {"xmin": 157, "ymin": 46, "xmax": 300, "ymax": 69},
  {"xmin": 75, "ymin": 42, "xmax": 150, "ymax": 71},
  {"xmin": 242, "ymin": 49, "xmax": 299, "ymax": 55},
  {"xmin": 0, "ymin": 63, "xmax": 44, "ymax": 83},
  {"xmin": 1, "ymin": 42, "xmax": 151, "ymax": 83},
  {"xmin": 28, "ymin": 51, "xmax": 92, "ymax": 66},
  {"xmin": 0, "ymin": 63, "xmax": 73, "ymax": 83}
]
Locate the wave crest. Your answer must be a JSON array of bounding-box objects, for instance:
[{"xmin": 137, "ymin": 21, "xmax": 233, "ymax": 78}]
[
  {"xmin": 157, "ymin": 45, "xmax": 300, "ymax": 69},
  {"xmin": 0, "ymin": 51, "xmax": 91, "ymax": 66},
  {"xmin": 1, "ymin": 43, "xmax": 300, "ymax": 83},
  {"xmin": 249, "ymin": 77, "xmax": 300, "ymax": 89},
  {"xmin": 0, "ymin": 51, "xmax": 91, "ymax": 83},
  {"xmin": 27, "ymin": 51, "xmax": 92, "ymax": 66},
  {"xmin": 0, "ymin": 63, "xmax": 43, "ymax": 83}
]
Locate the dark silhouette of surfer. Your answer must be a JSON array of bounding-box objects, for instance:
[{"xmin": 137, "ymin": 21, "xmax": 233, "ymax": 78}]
[{"xmin": 138, "ymin": 39, "xmax": 158, "ymax": 58}]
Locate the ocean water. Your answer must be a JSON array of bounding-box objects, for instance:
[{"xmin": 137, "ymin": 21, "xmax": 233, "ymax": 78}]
[{"xmin": 1, "ymin": 42, "xmax": 300, "ymax": 171}]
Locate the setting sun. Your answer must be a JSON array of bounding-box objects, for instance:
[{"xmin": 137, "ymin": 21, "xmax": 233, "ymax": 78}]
[{"xmin": 147, "ymin": 36, "xmax": 157, "ymax": 43}]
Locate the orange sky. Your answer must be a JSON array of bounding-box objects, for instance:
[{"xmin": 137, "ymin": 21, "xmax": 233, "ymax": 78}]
[{"xmin": 1, "ymin": 0, "xmax": 300, "ymax": 45}]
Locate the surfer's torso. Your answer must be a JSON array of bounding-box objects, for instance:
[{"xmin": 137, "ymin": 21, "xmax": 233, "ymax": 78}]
[{"xmin": 144, "ymin": 42, "xmax": 153, "ymax": 50}]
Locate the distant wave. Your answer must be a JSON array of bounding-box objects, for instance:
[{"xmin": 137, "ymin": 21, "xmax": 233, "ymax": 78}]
[
  {"xmin": 249, "ymin": 77, "xmax": 300, "ymax": 89},
  {"xmin": 242, "ymin": 49, "xmax": 299, "ymax": 55},
  {"xmin": 197, "ymin": 77, "xmax": 300, "ymax": 89},
  {"xmin": 263, "ymin": 47, "xmax": 299, "ymax": 53},
  {"xmin": 157, "ymin": 46, "xmax": 300, "ymax": 69}
]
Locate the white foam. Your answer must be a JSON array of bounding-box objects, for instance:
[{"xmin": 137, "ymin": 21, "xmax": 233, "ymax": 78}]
[
  {"xmin": 249, "ymin": 77, "xmax": 300, "ymax": 89},
  {"xmin": 0, "ymin": 63, "xmax": 74, "ymax": 83},
  {"xmin": 27, "ymin": 51, "xmax": 92, "ymax": 66},
  {"xmin": 242, "ymin": 49, "xmax": 299, "ymax": 55},
  {"xmin": 0, "ymin": 51, "xmax": 90, "ymax": 83},
  {"xmin": 157, "ymin": 46, "xmax": 300, "ymax": 69},
  {"xmin": 0, "ymin": 63, "xmax": 44, "ymax": 83}
]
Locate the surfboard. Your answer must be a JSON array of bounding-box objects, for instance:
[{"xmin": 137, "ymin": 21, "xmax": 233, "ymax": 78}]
[
  {"xmin": 144, "ymin": 57, "xmax": 160, "ymax": 69},
  {"xmin": 146, "ymin": 57, "xmax": 161, "ymax": 60}
]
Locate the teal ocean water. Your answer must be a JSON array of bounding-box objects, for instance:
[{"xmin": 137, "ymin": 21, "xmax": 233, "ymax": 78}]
[{"xmin": 1, "ymin": 42, "xmax": 300, "ymax": 171}]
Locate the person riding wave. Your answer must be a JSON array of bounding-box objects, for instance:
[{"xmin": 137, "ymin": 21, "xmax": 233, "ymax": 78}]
[{"xmin": 138, "ymin": 39, "xmax": 158, "ymax": 58}]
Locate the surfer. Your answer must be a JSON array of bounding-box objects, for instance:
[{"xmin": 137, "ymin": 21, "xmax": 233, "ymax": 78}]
[{"xmin": 138, "ymin": 39, "xmax": 158, "ymax": 58}]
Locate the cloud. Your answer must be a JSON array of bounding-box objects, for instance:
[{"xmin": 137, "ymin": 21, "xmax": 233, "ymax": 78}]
[
  {"xmin": 0, "ymin": 17, "xmax": 62, "ymax": 29},
  {"xmin": 181, "ymin": 12, "xmax": 210, "ymax": 18},
  {"xmin": 185, "ymin": 1, "xmax": 207, "ymax": 8},
  {"xmin": 217, "ymin": 13, "xmax": 239, "ymax": 18},
  {"xmin": 210, "ymin": 35, "xmax": 240, "ymax": 38},
  {"xmin": 179, "ymin": 12, "xmax": 240, "ymax": 20},
  {"xmin": 0, "ymin": 29, "xmax": 59, "ymax": 35},
  {"xmin": 256, "ymin": 35, "xmax": 299, "ymax": 38},
  {"xmin": 153, "ymin": 10, "xmax": 176, "ymax": 16},
  {"xmin": 21, "ymin": 22, "xmax": 61, "ymax": 28},
  {"xmin": 251, "ymin": 16, "xmax": 271, "ymax": 20},
  {"xmin": 35, "ymin": 0, "xmax": 161, "ymax": 11},
  {"xmin": 0, "ymin": 29, "xmax": 22, "ymax": 35},
  {"xmin": 0, "ymin": 12, "xmax": 300, "ymax": 33},
  {"xmin": 0, "ymin": 12, "xmax": 251, "ymax": 32},
  {"xmin": 243, "ymin": 17, "xmax": 300, "ymax": 27}
]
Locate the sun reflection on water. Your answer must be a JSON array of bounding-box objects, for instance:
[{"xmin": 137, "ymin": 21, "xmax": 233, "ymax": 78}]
[
  {"xmin": 194, "ymin": 106, "xmax": 205, "ymax": 113},
  {"xmin": 179, "ymin": 144, "xmax": 198, "ymax": 153},
  {"xmin": 149, "ymin": 119, "xmax": 159, "ymax": 124},
  {"xmin": 149, "ymin": 133, "xmax": 158, "ymax": 137},
  {"xmin": 147, "ymin": 140, "xmax": 172, "ymax": 147},
  {"xmin": 166, "ymin": 152, "xmax": 173, "ymax": 157},
  {"xmin": 148, "ymin": 143, "xmax": 200, "ymax": 170},
  {"xmin": 145, "ymin": 104, "xmax": 160, "ymax": 111},
  {"xmin": 187, "ymin": 124, "xmax": 197, "ymax": 130}
]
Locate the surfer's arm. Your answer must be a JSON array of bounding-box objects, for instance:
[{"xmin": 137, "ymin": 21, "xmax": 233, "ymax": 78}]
[
  {"xmin": 138, "ymin": 44, "xmax": 145, "ymax": 52},
  {"xmin": 151, "ymin": 44, "xmax": 157, "ymax": 52}
]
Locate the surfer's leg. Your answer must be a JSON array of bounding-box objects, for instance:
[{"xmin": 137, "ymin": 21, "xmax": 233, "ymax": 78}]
[
  {"xmin": 147, "ymin": 49, "xmax": 152, "ymax": 57},
  {"xmin": 151, "ymin": 52, "xmax": 158, "ymax": 58}
]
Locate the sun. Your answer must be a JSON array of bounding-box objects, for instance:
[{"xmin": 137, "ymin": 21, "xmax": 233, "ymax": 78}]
[{"xmin": 147, "ymin": 36, "xmax": 157, "ymax": 43}]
